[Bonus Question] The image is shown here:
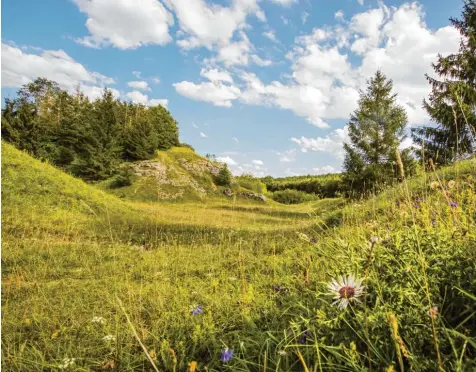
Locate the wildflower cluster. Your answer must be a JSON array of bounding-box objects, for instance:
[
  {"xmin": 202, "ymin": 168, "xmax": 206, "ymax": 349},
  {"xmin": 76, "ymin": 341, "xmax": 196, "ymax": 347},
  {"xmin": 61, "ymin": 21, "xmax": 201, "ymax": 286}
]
[{"xmin": 58, "ymin": 358, "xmax": 76, "ymax": 369}]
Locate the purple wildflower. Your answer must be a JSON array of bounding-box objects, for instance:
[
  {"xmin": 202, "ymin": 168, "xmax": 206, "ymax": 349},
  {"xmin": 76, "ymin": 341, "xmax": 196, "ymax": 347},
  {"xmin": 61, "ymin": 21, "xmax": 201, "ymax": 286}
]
[
  {"xmin": 221, "ymin": 348, "xmax": 233, "ymax": 363},
  {"xmin": 299, "ymin": 330, "xmax": 313, "ymax": 344},
  {"xmin": 449, "ymin": 201, "xmax": 458, "ymax": 209},
  {"xmin": 273, "ymin": 285, "xmax": 282, "ymax": 292},
  {"xmin": 310, "ymin": 237, "xmax": 318, "ymax": 244},
  {"xmin": 190, "ymin": 305, "xmax": 203, "ymax": 315}
]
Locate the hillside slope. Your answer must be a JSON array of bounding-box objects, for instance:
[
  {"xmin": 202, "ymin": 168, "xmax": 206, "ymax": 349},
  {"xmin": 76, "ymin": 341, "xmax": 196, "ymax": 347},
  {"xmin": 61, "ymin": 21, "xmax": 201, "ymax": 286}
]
[
  {"xmin": 98, "ymin": 147, "xmax": 225, "ymax": 202},
  {"xmin": 2, "ymin": 142, "xmax": 332, "ymax": 242},
  {"xmin": 2, "ymin": 142, "xmax": 476, "ymax": 371}
]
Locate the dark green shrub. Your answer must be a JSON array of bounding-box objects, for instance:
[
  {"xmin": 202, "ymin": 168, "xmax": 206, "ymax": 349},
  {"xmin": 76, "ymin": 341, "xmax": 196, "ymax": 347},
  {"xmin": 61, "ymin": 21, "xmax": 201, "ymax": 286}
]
[
  {"xmin": 110, "ymin": 167, "xmax": 134, "ymax": 188},
  {"xmin": 270, "ymin": 189, "xmax": 319, "ymax": 204},
  {"xmin": 215, "ymin": 164, "xmax": 232, "ymax": 186}
]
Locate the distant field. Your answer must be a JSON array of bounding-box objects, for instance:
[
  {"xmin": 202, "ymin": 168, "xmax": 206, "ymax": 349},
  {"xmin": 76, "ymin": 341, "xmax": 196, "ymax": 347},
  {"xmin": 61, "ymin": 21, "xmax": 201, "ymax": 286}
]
[{"xmin": 2, "ymin": 143, "xmax": 476, "ymax": 371}]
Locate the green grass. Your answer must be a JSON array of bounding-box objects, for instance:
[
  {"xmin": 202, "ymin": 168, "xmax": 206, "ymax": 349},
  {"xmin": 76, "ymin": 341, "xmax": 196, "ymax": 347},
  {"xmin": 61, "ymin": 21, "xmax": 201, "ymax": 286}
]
[
  {"xmin": 2, "ymin": 142, "xmax": 476, "ymax": 371},
  {"xmin": 97, "ymin": 146, "xmax": 222, "ymax": 202}
]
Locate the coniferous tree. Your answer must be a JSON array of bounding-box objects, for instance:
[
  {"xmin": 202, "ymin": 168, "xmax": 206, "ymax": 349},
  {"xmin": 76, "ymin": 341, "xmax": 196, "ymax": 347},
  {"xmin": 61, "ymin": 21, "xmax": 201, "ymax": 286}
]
[
  {"xmin": 2, "ymin": 78, "xmax": 182, "ymax": 180},
  {"xmin": 412, "ymin": 0, "xmax": 476, "ymax": 165},
  {"xmin": 148, "ymin": 105, "xmax": 179, "ymax": 149},
  {"xmin": 121, "ymin": 105, "xmax": 159, "ymax": 160},
  {"xmin": 71, "ymin": 89, "xmax": 122, "ymax": 180},
  {"xmin": 216, "ymin": 164, "xmax": 232, "ymax": 186},
  {"xmin": 343, "ymin": 70, "xmax": 415, "ymax": 197}
]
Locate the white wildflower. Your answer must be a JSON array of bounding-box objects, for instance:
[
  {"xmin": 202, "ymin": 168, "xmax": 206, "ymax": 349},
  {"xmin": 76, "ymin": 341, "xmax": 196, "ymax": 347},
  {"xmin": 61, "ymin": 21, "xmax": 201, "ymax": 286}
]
[
  {"xmin": 58, "ymin": 357, "xmax": 76, "ymax": 369},
  {"xmin": 91, "ymin": 316, "xmax": 105, "ymax": 325},
  {"xmin": 327, "ymin": 275, "xmax": 365, "ymax": 310},
  {"xmin": 103, "ymin": 335, "xmax": 115, "ymax": 342},
  {"xmin": 297, "ymin": 232, "xmax": 310, "ymax": 242}
]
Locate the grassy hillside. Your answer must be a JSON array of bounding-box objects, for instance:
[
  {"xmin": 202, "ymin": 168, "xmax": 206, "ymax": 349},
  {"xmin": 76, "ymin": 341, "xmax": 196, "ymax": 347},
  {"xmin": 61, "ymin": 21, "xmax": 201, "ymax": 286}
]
[
  {"xmin": 98, "ymin": 147, "xmax": 223, "ymax": 202},
  {"xmin": 2, "ymin": 142, "xmax": 476, "ymax": 371}
]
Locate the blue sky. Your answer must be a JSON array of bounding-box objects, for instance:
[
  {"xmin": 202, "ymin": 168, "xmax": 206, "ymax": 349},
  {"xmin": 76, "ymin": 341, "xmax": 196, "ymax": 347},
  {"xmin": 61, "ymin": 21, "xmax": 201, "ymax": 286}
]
[{"xmin": 1, "ymin": 0, "xmax": 463, "ymax": 176}]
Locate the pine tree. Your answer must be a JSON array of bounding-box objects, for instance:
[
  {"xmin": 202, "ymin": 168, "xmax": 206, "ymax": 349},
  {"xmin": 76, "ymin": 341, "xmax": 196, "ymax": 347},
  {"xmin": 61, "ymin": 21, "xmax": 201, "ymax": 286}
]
[
  {"xmin": 343, "ymin": 70, "xmax": 415, "ymax": 197},
  {"xmin": 412, "ymin": 0, "xmax": 476, "ymax": 165}
]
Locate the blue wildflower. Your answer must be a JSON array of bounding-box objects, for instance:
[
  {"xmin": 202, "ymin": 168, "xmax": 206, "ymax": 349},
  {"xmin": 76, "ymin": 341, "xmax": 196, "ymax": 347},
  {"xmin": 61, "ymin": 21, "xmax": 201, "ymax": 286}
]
[
  {"xmin": 221, "ymin": 348, "xmax": 233, "ymax": 363},
  {"xmin": 190, "ymin": 305, "xmax": 203, "ymax": 315}
]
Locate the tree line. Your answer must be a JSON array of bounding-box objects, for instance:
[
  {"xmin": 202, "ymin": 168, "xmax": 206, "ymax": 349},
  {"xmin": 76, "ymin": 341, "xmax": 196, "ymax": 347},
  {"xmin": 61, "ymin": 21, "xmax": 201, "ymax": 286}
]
[
  {"xmin": 342, "ymin": 0, "xmax": 475, "ymax": 197},
  {"xmin": 261, "ymin": 174, "xmax": 344, "ymax": 199},
  {"xmin": 1, "ymin": 78, "xmax": 179, "ymax": 180}
]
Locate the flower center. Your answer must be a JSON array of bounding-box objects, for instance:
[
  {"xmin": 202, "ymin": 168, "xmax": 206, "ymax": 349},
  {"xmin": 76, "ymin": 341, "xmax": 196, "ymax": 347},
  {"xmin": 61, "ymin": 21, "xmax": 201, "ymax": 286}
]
[{"xmin": 339, "ymin": 285, "xmax": 355, "ymax": 299}]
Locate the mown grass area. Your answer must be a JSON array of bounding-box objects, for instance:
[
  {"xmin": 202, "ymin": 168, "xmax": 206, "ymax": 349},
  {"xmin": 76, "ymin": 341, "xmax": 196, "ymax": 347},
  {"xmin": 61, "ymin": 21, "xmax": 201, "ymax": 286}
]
[{"xmin": 2, "ymin": 142, "xmax": 476, "ymax": 371}]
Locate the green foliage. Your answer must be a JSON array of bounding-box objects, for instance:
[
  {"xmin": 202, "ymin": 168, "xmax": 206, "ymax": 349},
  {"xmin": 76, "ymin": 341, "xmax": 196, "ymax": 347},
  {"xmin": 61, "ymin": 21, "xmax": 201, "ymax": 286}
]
[
  {"xmin": 412, "ymin": 0, "xmax": 476, "ymax": 165},
  {"xmin": 110, "ymin": 167, "xmax": 135, "ymax": 188},
  {"xmin": 269, "ymin": 189, "xmax": 319, "ymax": 204},
  {"xmin": 235, "ymin": 173, "xmax": 267, "ymax": 194},
  {"xmin": 343, "ymin": 70, "xmax": 416, "ymax": 197},
  {"xmin": 262, "ymin": 173, "xmax": 343, "ymax": 198},
  {"xmin": 1, "ymin": 78, "xmax": 181, "ymax": 180},
  {"xmin": 215, "ymin": 164, "xmax": 232, "ymax": 186},
  {"xmin": 2, "ymin": 143, "xmax": 476, "ymax": 371},
  {"xmin": 147, "ymin": 105, "xmax": 179, "ymax": 150}
]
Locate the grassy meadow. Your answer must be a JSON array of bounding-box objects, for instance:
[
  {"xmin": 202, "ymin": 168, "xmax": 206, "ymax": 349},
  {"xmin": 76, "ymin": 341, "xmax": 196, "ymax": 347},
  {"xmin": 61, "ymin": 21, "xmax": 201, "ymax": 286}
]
[{"xmin": 2, "ymin": 142, "xmax": 476, "ymax": 371}]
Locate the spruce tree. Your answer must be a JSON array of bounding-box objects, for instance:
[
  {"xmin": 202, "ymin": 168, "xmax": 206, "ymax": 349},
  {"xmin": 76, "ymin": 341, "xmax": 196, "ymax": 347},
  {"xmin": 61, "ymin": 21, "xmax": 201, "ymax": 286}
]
[
  {"xmin": 148, "ymin": 105, "xmax": 179, "ymax": 150},
  {"xmin": 412, "ymin": 0, "xmax": 476, "ymax": 165},
  {"xmin": 71, "ymin": 89, "xmax": 122, "ymax": 180},
  {"xmin": 122, "ymin": 105, "xmax": 159, "ymax": 160},
  {"xmin": 343, "ymin": 70, "xmax": 415, "ymax": 197}
]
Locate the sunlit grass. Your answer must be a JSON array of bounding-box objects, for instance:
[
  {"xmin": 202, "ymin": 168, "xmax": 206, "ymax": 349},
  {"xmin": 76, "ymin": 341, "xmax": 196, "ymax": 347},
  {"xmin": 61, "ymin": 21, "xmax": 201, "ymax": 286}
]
[{"xmin": 2, "ymin": 143, "xmax": 476, "ymax": 371}]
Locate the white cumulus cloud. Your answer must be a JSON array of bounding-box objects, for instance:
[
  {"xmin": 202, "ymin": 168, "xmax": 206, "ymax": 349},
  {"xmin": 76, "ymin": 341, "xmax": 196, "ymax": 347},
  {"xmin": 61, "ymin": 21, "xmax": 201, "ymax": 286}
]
[
  {"xmin": 127, "ymin": 80, "xmax": 151, "ymax": 91},
  {"xmin": 165, "ymin": 0, "xmax": 263, "ymax": 50},
  {"xmin": 173, "ymin": 81, "xmax": 241, "ymax": 107},
  {"xmin": 291, "ymin": 126, "xmax": 350, "ymax": 159},
  {"xmin": 217, "ymin": 156, "xmax": 237, "ymax": 165},
  {"xmin": 1, "ymin": 42, "xmax": 117, "ymax": 99},
  {"xmin": 200, "ymin": 68, "xmax": 234, "ymax": 83},
  {"xmin": 126, "ymin": 90, "xmax": 168, "ymax": 107},
  {"xmin": 73, "ymin": 0, "xmax": 174, "ymax": 49}
]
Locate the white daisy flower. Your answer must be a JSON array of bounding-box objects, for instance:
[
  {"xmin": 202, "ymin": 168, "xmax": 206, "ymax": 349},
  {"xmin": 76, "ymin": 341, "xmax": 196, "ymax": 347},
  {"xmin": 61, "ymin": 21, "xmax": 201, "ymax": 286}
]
[{"xmin": 327, "ymin": 275, "xmax": 365, "ymax": 310}]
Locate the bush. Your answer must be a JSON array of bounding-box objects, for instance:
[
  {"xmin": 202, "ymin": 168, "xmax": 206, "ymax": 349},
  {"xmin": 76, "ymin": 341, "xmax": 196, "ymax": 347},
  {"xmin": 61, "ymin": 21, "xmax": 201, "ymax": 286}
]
[
  {"xmin": 110, "ymin": 167, "xmax": 134, "ymax": 188},
  {"xmin": 270, "ymin": 189, "xmax": 319, "ymax": 204},
  {"xmin": 235, "ymin": 173, "xmax": 267, "ymax": 194},
  {"xmin": 215, "ymin": 164, "xmax": 232, "ymax": 186}
]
